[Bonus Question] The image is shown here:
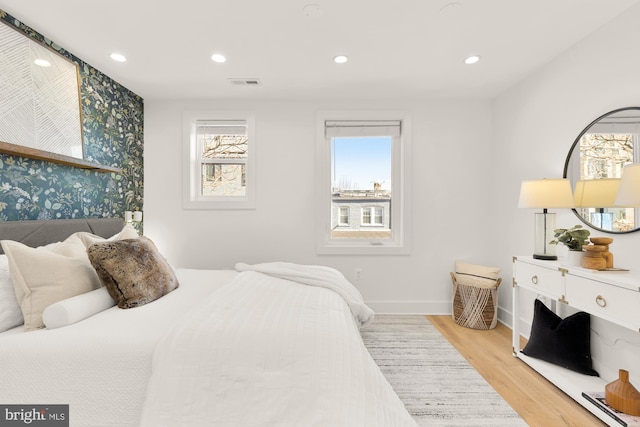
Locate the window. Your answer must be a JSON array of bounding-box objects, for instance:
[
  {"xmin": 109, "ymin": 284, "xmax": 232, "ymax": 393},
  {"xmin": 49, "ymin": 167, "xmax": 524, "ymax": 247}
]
[
  {"xmin": 183, "ymin": 111, "xmax": 255, "ymax": 209},
  {"xmin": 374, "ymin": 206, "xmax": 383, "ymax": 225},
  {"xmin": 362, "ymin": 208, "xmax": 371, "ymax": 225},
  {"xmin": 339, "ymin": 206, "xmax": 350, "ymax": 225},
  {"xmin": 316, "ymin": 111, "xmax": 411, "ymax": 254},
  {"xmin": 584, "ymin": 133, "xmax": 637, "ymax": 231},
  {"xmin": 361, "ymin": 207, "xmax": 383, "ymax": 226}
]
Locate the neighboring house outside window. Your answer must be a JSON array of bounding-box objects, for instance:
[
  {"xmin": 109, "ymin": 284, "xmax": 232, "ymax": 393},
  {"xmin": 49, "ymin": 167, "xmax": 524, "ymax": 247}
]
[
  {"xmin": 316, "ymin": 111, "xmax": 411, "ymax": 255},
  {"xmin": 332, "ymin": 194, "xmax": 390, "ymax": 235},
  {"xmin": 183, "ymin": 111, "xmax": 255, "ymax": 209}
]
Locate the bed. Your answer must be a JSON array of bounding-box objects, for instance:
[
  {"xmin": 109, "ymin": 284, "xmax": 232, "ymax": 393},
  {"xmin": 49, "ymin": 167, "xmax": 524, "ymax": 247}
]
[{"xmin": 0, "ymin": 219, "xmax": 416, "ymax": 427}]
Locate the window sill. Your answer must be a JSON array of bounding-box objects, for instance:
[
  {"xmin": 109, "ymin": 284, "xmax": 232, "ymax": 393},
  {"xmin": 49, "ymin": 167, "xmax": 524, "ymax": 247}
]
[{"xmin": 317, "ymin": 240, "xmax": 410, "ymax": 255}]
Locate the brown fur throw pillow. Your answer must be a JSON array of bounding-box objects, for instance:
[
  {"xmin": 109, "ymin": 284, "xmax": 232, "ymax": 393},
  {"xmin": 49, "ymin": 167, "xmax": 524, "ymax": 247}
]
[{"xmin": 87, "ymin": 237, "xmax": 179, "ymax": 309}]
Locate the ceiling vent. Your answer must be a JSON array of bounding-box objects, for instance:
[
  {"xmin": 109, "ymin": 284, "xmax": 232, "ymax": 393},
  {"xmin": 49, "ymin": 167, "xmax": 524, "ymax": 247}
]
[{"xmin": 229, "ymin": 78, "xmax": 261, "ymax": 86}]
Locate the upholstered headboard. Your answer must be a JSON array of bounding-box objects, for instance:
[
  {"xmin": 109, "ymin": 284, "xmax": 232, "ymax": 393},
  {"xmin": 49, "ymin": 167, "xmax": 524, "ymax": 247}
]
[{"xmin": 0, "ymin": 218, "xmax": 124, "ymax": 254}]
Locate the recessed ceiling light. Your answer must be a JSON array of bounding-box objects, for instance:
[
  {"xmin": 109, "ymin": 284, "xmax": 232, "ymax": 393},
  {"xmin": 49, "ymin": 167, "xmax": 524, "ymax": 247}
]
[
  {"xmin": 34, "ymin": 59, "xmax": 51, "ymax": 67},
  {"xmin": 110, "ymin": 53, "xmax": 127, "ymax": 63},
  {"xmin": 439, "ymin": 2, "xmax": 462, "ymax": 16},
  {"xmin": 464, "ymin": 55, "xmax": 480, "ymax": 65},
  {"xmin": 334, "ymin": 55, "xmax": 348, "ymax": 64},
  {"xmin": 303, "ymin": 4, "xmax": 323, "ymax": 18},
  {"xmin": 211, "ymin": 54, "xmax": 226, "ymax": 63}
]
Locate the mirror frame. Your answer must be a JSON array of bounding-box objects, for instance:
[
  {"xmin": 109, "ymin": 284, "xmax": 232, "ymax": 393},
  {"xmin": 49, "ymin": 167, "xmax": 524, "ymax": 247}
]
[{"xmin": 563, "ymin": 106, "xmax": 640, "ymax": 234}]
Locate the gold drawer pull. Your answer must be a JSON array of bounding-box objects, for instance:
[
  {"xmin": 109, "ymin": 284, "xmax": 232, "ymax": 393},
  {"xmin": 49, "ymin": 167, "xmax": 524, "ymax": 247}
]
[
  {"xmin": 531, "ymin": 275, "xmax": 538, "ymax": 285},
  {"xmin": 595, "ymin": 295, "xmax": 607, "ymax": 308}
]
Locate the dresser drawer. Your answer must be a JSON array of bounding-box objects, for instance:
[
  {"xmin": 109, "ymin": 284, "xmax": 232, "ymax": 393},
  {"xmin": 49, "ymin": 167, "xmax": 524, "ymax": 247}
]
[
  {"xmin": 565, "ymin": 274, "xmax": 640, "ymax": 329},
  {"xmin": 514, "ymin": 260, "xmax": 563, "ymax": 298}
]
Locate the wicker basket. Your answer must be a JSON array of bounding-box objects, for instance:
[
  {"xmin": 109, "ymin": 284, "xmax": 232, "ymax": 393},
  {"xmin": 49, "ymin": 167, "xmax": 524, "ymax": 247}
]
[{"xmin": 450, "ymin": 272, "xmax": 501, "ymax": 330}]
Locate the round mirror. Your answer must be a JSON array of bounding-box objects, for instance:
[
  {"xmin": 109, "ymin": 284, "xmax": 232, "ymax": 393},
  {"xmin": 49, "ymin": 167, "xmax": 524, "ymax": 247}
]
[{"xmin": 563, "ymin": 107, "xmax": 640, "ymax": 234}]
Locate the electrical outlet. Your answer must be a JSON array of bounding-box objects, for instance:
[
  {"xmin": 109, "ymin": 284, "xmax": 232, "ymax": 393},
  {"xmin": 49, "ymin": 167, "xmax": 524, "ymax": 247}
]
[{"xmin": 355, "ymin": 268, "xmax": 362, "ymax": 281}]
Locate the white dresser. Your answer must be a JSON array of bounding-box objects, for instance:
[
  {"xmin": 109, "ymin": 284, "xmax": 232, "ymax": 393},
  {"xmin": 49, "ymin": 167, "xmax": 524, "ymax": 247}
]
[{"xmin": 512, "ymin": 256, "xmax": 640, "ymax": 426}]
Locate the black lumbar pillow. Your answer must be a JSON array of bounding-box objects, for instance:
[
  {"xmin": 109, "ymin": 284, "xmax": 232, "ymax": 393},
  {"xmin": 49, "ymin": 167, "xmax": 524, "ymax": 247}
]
[{"xmin": 522, "ymin": 299, "xmax": 598, "ymax": 376}]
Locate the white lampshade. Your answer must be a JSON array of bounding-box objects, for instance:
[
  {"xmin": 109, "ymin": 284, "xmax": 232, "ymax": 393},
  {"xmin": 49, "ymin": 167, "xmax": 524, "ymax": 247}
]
[
  {"xmin": 518, "ymin": 179, "xmax": 574, "ymax": 209},
  {"xmin": 573, "ymin": 178, "xmax": 620, "ymax": 208},
  {"xmin": 518, "ymin": 178, "xmax": 574, "ymax": 261},
  {"xmin": 615, "ymin": 163, "xmax": 640, "ymax": 207}
]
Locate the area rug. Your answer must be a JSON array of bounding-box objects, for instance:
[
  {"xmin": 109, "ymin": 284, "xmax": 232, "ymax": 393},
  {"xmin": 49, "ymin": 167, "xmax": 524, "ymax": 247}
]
[{"xmin": 361, "ymin": 315, "xmax": 527, "ymax": 426}]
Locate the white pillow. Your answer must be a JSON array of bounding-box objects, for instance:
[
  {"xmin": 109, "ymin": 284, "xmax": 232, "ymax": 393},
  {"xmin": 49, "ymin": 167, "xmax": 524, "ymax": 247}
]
[
  {"xmin": 0, "ymin": 254, "xmax": 23, "ymax": 332},
  {"xmin": 77, "ymin": 223, "xmax": 140, "ymax": 247},
  {"xmin": 1, "ymin": 234, "xmax": 102, "ymax": 331},
  {"xmin": 43, "ymin": 286, "xmax": 115, "ymax": 329}
]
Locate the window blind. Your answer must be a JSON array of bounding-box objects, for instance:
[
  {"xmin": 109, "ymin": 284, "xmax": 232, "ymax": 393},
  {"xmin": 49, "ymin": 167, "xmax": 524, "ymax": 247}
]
[
  {"xmin": 196, "ymin": 120, "xmax": 247, "ymax": 136},
  {"xmin": 325, "ymin": 120, "xmax": 401, "ymax": 138}
]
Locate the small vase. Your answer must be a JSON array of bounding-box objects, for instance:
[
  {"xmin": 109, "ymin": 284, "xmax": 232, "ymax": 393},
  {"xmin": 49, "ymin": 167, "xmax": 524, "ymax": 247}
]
[
  {"xmin": 605, "ymin": 369, "xmax": 640, "ymax": 416},
  {"xmin": 566, "ymin": 250, "xmax": 584, "ymax": 266}
]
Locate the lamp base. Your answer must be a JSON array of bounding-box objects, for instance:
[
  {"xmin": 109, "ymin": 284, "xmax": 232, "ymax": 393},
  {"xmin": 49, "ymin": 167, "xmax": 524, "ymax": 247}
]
[
  {"xmin": 532, "ymin": 211, "xmax": 558, "ymax": 261},
  {"xmin": 533, "ymin": 254, "xmax": 558, "ymax": 261}
]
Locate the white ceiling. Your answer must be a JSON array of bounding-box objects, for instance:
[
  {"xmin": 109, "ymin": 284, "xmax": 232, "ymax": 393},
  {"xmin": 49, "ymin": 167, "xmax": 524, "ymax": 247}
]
[{"xmin": 1, "ymin": 0, "xmax": 638, "ymax": 101}]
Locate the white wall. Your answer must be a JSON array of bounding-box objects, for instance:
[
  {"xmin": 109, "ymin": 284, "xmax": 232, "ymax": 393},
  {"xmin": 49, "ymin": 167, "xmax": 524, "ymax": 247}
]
[
  {"xmin": 492, "ymin": 4, "xmax": 640, "ymax": 384},
  {"xmin": 144, "ymin": 2, "xmax": 640, "ymax": 321},
  {"xmin": 144, "ymin": 99, "xmax": 494, "ymax": 313},
  {"xmin": 493, "ymin": 2, "xmax": 640, "ymax": 321}
]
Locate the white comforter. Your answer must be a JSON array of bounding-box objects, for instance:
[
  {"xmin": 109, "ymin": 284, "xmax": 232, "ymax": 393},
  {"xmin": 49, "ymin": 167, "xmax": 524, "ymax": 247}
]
[
  {"xmin": 236, "ymin": 261, "xmax": 375, "ymax": 326},
  {"xmin": 0, "ymin": 269, "xmax": 238, "ymax": 427},
  {"xmin": 0, "ymin": 264, "xmax": 415, "ymax": 427},
  {"xmin": 140, "ymin": 266, "xmax": 416, "ymax": 427}
]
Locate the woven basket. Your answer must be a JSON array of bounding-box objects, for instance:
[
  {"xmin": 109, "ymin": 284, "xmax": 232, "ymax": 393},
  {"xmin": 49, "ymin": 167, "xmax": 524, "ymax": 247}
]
[{"xmin": 450, "ymin": 272, "xmax": 501, "ymax": 330}]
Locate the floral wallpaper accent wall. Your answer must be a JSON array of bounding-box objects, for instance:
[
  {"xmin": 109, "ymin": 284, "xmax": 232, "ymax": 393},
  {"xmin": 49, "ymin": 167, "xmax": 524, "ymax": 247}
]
[{"xmin": 0, "ymin": 10, "xmax": 143, "ymax": 222}]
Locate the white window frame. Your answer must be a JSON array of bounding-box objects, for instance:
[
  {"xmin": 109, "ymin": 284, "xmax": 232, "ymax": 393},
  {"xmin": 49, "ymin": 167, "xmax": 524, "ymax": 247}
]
[
  {"xmin": 183, "ymin": 111, "xmax": 256, "ymax": 209},
  {"xmin": 360, "ymin": 206, "xmax": 384, "ymax": 226},
  {"xmin": 362, "ymin": 207, "xmax": 372, "ymax": 225},
  {"xmin": 316, "ymin": 110, "xmax": 412, "ymax": 255},
  {"xmin": 338, "ymin": 206, "xmax": 350, "ymax": 226}
]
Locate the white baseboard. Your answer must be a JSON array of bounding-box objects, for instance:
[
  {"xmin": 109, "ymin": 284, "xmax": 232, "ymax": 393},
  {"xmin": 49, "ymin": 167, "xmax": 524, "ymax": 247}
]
[
  {"xmin": 497, "ymin": 305, "xmax": 532, "ymax": 340},
  {"xmin": 497, "ymin": 306, "xmax": 513, "ymax": 328},
  {"xmin": 363, "ymin": 301, "xmax": 534, "ymax": 335},
  {"xmin": 365, "ymin": 300, "xmax": 450, "ymax": 315}
]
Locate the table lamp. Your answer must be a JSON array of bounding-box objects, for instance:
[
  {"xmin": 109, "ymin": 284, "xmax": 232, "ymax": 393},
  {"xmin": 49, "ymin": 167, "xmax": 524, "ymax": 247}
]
[
  {"xmin": 615, "ymin": 164, "xmax": 640, "ymax": 207},
  {"xmin": 573, "ymin": 178, "xmax": 620, "ymax": 229},
  {"xmin": 518, "ymin": 178, "xmax": 574, "ymax": 260}
]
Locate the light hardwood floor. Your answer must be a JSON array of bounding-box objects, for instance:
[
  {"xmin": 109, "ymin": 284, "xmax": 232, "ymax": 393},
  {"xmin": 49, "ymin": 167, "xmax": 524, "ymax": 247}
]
[{"xmin": 427, "ymin": 315, "xmax": 606, "ymax": 427}]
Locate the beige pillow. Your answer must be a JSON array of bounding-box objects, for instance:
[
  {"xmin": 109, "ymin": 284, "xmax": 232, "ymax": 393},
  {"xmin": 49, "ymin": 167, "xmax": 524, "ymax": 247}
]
[
  {"xmin": 1, "ymin": 234, "xmax": 102, "ymax": 330},
  {"xmin": 87, "ymin": 237, "xmax": 179, "ymax": 309},
  {"xmin": 0, "ymin": 254, "xmax": 23, "ymax": 332},
  {"xmin": 455, "ymin": 260, "xmax": 501, "ymax": 289},
  {"xmin": 0, "ymin": 224, "xmax": 139, "ymax": 331}
]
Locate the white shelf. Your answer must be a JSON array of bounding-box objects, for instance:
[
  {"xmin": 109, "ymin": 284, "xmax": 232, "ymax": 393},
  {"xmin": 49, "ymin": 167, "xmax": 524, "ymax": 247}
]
[
  {"xmin": 516, "ymin": 353, "xmax": 617, "ymax": 426},
  {"xmin": 513, "ymin": 256, "xmax": 640, "ymax": 427}
]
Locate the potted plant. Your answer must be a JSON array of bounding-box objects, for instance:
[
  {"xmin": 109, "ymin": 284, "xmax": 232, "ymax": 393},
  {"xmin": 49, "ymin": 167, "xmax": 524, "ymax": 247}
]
[{"xmin": 549, "ymin": 225, "xmax": 590, "ymax": 265}]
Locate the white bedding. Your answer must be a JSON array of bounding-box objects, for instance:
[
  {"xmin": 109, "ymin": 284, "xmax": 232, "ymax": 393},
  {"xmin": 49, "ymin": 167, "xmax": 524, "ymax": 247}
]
[
  {"xmin": 0, "ymin": 268, "xmax": 238, "ymax": 427},
  {"xmin": 0, "ymin": 265, "xmax": 415, "ymax": 427},
  {"xmin": 235, "ymin": 261, "xmax": 375, "ymax": 326},
  {"xmin": 140, "ymin": 268, "xmax": 416, "ymax": 427}
]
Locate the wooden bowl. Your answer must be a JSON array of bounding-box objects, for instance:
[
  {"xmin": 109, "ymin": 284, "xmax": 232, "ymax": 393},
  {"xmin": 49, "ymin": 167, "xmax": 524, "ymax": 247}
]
[{"xmin": 591, "ymin": 237, "xmax": 614, "ymax": 245}]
